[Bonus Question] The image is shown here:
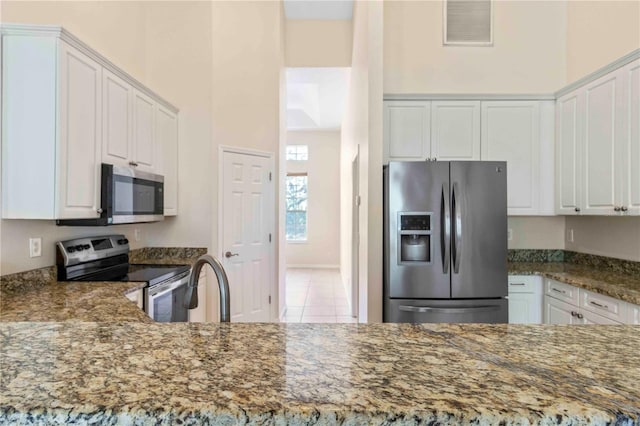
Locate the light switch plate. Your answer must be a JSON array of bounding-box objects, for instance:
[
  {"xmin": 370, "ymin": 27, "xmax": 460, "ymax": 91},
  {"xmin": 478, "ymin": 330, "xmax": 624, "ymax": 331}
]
[
  {"xmin": 507, "ymin": 229, "xmax": 513, "ymax": 241},
  {"xmin": 567, "ymin": 229, "xmax": 574, "ymax": 243},
  {"xmin": 29, "ymin": 237, "xmax": 42, "ymax": 258}
]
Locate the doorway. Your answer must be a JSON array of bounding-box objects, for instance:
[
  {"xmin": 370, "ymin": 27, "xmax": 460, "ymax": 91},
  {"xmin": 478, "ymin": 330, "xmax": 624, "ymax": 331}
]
[{"xmin": 218, "ymin": 146, "xmax": 276, "ymax": 322}]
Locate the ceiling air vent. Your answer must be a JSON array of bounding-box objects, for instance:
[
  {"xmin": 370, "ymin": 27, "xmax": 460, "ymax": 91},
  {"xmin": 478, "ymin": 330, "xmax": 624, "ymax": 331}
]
[{"xmin": 444, "ymin": 0, "xmax": 493, "ymax": 46}]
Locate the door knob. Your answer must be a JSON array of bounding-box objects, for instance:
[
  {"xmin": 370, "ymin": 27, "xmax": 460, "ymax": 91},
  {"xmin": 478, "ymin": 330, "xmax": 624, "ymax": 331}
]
[{"xmin": 225, "ymin": 251, "xmax": 239, "ymax": 258}]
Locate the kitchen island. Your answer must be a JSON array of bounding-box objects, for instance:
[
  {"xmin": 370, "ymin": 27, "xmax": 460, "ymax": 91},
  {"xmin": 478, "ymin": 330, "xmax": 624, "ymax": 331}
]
[{"xmin": 1, "ymin": 320, "xmax": 639, "ymax": 425}]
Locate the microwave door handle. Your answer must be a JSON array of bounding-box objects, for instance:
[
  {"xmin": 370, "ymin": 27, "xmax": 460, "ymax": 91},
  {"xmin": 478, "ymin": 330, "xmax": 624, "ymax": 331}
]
[
  {"xmin": 452, "ymin": 182, "xmax": 462, "ymax": 274},
  {"xmin": 441, "ymin": 183, "xmax": 450, "ymax": 274}
]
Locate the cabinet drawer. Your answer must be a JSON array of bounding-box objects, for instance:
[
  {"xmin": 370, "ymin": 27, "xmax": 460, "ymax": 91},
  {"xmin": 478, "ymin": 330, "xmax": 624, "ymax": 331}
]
[
  {"xmin": 508, "ymin": 275, "xmax": 542, "ymax": 294},
  {"xmin": 545, "ymin": 279, "xmax": 579, "ymax": 305},
  {"xmin": 580, "ymin": 289, "xmax": 627, "ymax": 322}
]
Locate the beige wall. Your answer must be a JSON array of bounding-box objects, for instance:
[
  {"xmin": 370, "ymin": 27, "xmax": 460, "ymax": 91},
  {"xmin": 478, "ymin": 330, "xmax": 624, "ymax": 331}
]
[
  {"xmin": 566, "ymin": 0, "xmax": 640, "ymax": 82},
  {"xmin": 285, "ymin": 19, "xmax": 352, "ymax": 67},
  {"xmin": 508, "ymin": 217, "xmax": 565, "ymax": 250},
  {"xmin": 286, "ymin": 131, "xmax": 341, "ymax": 267},
  {"xmin": 566, "ymin": 217, "xmax": 640, "ymax": 262},
  {"xmin": 383, "ymin": 0, "xmax": 567, "ymax": 93},
  {"xmin": 341, "ymin": 0, "xmax": 384, "ymax": 322}
]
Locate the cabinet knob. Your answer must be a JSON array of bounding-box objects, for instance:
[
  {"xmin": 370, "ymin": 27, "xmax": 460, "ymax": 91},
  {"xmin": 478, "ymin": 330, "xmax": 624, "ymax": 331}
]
[
  {"xmin": 574, "ymin": 207, "xmax": 581, "ymax": 212},
  {"xmin": 97, "ymin": 208, "xmax": 103, "ymax": 214},
  {"xmin": 576, "ymin": 313, "xmax": 584, "ymax": 319},
  {"xmin": 614, "ymin": 206, "xmax": 621, "ymax": 212},
  {"xmin": 621, "ymin": 206, "xmax": 628, "ymax": 212},
  {"xmin": 571, "ymin": 311, "xmax": 577, "ymax": 317}
]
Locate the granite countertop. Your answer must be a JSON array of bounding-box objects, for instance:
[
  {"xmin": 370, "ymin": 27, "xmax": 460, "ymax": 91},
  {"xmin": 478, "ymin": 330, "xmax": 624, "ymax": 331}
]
[
  {"xmin": 1, "ymin": 321, "xmax": 639, "ymax": 425},
  {"xmin": 508, "ymin": 262, "xmax": 640, "ymax": 305}
]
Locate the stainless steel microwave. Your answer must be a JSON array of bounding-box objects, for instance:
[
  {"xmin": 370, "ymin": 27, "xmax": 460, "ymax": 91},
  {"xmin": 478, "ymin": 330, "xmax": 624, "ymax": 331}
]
[{"xmin": 57, "ymin": 164, "xmax": 164, "ymax": 226}]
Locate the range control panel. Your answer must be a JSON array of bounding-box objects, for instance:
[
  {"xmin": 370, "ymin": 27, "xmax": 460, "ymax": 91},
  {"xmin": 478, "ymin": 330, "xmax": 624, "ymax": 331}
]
[{"xmin": 56, "ymin": 234, "xmax": 130, "ymax": 267}]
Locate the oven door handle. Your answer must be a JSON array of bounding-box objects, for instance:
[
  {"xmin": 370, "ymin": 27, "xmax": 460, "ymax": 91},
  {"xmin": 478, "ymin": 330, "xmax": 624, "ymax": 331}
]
[{"xmin": 148, "ymin": 275, "xmax": 190, "ymax": 299}]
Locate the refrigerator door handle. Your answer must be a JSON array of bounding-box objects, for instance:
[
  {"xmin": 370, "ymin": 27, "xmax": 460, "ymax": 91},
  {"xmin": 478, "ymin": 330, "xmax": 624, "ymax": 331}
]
[
  {"xmin": 452, "ymin": 182, "xmax": 462, "ymax": 274},
  {"xmin": 441, "ymin": 183, "xmax": 451, "ymax": 274},
  {"xmin": 399, "ymin": 305, "xmax": 501, "ymax": 314}
]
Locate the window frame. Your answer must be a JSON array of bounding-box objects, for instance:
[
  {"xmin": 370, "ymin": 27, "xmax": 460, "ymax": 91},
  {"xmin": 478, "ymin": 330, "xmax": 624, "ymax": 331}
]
[{"xmin": 285, "ymin": 172, "xmax": 308, "ymax": 242}]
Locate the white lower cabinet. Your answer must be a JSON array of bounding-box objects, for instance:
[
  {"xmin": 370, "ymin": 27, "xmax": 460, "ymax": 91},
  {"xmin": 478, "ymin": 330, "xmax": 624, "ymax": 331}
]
[
  {"xmin": 544, "ymin": 278, "xmax": 632, "ymax": 325},
  {"xmin": 508, "ymin": 275, "xmax": 543, "ymax": 324},
  {"xmin": 189, "ymin": 269, "xmax": 207, "ymax": 323},
  {"xmin": 628, "ymin": 304, "xmax": 640, "ymax": 325},
  {"xmin": 125, "ymin": 288, "xmax": 144, "ymax": 310}
]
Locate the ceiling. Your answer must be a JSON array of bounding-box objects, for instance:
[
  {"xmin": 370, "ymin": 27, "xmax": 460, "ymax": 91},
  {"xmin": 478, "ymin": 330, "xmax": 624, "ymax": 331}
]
[
  {"xmin": 286, "ymin": 67, "xmax": 350, "ymax": 130},
  {"xmin": 283, "ymin": 0, "xmax": 354, "ymax": 20}
]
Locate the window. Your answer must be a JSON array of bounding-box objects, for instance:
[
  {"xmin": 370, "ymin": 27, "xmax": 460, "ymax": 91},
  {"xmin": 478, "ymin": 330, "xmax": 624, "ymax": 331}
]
[
  {"xmin": 286, "ymin": 173, "xmax": 308, "ymax": 241},
  {"xmin": 286, "ymin": 145, "xmax": 308, "ymax": 161}
]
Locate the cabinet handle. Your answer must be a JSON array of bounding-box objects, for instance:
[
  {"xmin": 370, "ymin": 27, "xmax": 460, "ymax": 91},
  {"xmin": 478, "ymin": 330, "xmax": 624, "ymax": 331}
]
[
  {"xmin": 552, "ymin": 288, "xmax": 567, "ymax": 295},
  {"xmin": 621, "ymin": 206, "xmax": 628, "ymax": 212},
  {"xmin": 576, "ymin": 313, "xmax": 584, "ymax": 319},
  {"xmin": 589, "ymin": 300, "xmax": 609, "ymax": 310},
  {"xmin": 129, "ymin": 161, "xmax": 139, "ymax": 167},
  {"xmin": 510, "ymin": 283, "xmax": 526, "ymax": 286},
  {"xmin": 574, "ymin": 207, "xmax": 581, "ymax": 212}
]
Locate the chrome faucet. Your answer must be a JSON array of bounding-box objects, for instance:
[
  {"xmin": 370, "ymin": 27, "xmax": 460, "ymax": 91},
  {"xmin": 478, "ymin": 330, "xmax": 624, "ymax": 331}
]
[{"xmin": 185, "ymin": 255, "xmax": 231, "ymax": 322}]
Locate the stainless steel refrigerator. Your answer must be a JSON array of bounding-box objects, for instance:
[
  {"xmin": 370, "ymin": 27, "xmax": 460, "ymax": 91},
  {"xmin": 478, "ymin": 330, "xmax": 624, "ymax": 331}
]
[{"xmin": 383, "ymin": 161, "xmax": 508, "ymax": 323}]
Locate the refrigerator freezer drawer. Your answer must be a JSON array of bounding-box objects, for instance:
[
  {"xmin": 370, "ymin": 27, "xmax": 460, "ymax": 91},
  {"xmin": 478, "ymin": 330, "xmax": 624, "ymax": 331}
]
[{"xmin": 384, "ymin": 298, "xmax": 508, "ymax": 323}]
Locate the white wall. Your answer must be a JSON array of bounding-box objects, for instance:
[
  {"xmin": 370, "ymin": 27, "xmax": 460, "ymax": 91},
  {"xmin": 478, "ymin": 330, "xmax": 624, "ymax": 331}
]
[
  {"xmin": 383, "ymin": 0, "xmax": 567, "ymax": 94},
  {"xmin": 340, "ymin": 0, "xmax": 384, "ymax": 322},
  {"xmin": 566, "ymin": 0, "xmax": 640, "ymax": 82},
  {"xmin": 285, "ymin": 19, "xmax": 352, "ymax": 67},
  {"xmin": 508, "ymin": 217, "xmax": 565, "ymax": 250},
  {"xmin": 286, "ymin": 131, "xmax": 341, "ymax": 267},
  {"xmin": 566, "ymin": 217, "xmax": 640, "ymax": 262}
]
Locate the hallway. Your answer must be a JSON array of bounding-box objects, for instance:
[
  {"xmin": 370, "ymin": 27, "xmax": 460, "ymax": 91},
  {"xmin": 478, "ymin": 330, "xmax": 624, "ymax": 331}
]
[{"xmin": 283, "ymin": 268, "xmax": 357, "ymax": 323}]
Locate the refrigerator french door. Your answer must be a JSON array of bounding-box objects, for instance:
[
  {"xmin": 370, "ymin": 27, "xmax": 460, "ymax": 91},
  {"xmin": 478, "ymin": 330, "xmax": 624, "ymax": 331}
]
[{"xmin": 383, "ymin": 161, "xmax": 508, "ymax": 323}]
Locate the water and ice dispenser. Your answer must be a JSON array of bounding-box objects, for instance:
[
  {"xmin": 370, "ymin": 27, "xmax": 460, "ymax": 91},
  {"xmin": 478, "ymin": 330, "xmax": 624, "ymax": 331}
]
[{"xmin": 398, "ymin": 213, "xmax": 432, "ymax": 264}]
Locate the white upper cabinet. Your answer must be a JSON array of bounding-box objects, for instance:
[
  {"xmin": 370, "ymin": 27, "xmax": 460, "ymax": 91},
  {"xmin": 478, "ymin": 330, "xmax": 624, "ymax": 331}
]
[
  {"xmin": 481, "ymin": 101, "xmax": 554, "ymax": 215},
  {"xmin": 554, "ymin": 55, "xmax": 639, "ymax": 216},
  {"xmin": 555, "ymin": 91, "xmax": 583, "ymax": 215},
  {"xmin": 132, "ymin": 89, "xmax": 156, "ymax": 173},
  {"xmin": 582, "ymin": 71, "xmax": 621, "ymax": 215},
  {"xmin": 156, "ymin": 105, "xmax": 179, "ymax": 216},
  {"xmin": 620, "ymin": 59, "xmax": 640, "ymax": 215},
  {"xmin": 102, "ymin": 69, "xmax": 132, "ymax": 168},
  {"xmin": 1, "ymin": 24, "xmax": 179, "ymax": 220},
  {"xmin": 384, "ymin": 101, "xmax": 431, "ymax": 162},
  {"xmin": 431, "ymin": 101, "xmax": 481, "ymax": 161}
]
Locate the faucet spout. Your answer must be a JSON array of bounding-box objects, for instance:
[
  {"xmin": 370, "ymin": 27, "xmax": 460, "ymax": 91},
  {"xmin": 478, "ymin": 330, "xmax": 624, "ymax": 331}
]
[{"xmin": 185, "ymin": 254, "xmax": 231, "ymax": 322}]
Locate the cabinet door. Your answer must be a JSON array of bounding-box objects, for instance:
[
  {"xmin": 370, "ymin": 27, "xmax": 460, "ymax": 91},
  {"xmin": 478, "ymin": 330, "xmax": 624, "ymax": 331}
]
[
  {"xmin": 481, "ymin": 101, "xmax": 540, "ymax": 215},
  {"xmin": 156, "ymin": 105, "xmax": 179, "ymax": 216},
  {"xmin": 430, "ymin": 101, "xmax": 480, "ymax": 161},
  {"xmin": 132, "ymin": 89, "xmax": 156, "ymax": 173},
  {"xmin": 582, "ymin": 71, "xmax": 623, "ymax": 215},
  {"xmin": 628, "ymin": 304, "xmax": 640, "ymax": 324},
  {"xmin": 544, "ymin": 295, "xmax": 577, "ymax": 325},
  {"xmin": 555, "ymin": 91, "xmax": 583, "ymax": 215},
  {"xmin": 102, "ymin": 68, "xmax": 132, "ymax": 167},
  {"xmin": 384, "ymin": 101, "xmax": 431, "ymax": 162},
  {"xmin": 56, "ymin": 41, "xmax": 102, "ymax": 219},
  {"xmin": 580, "ymin": 309, "xmax": 623, "ymax": 325},
  {"xmin": 620, "ymin": 59, "xmax": 640, "ymax": 215},
  {"xmin": 508, "ymin": 293, "xmax": 538, "ymax": 324}
]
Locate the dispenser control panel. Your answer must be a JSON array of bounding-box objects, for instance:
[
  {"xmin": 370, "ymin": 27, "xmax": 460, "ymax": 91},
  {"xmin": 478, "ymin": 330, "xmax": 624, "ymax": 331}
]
[{"xmin": 397, "ymin": 212, "xmax": 432, "ymax": 264}]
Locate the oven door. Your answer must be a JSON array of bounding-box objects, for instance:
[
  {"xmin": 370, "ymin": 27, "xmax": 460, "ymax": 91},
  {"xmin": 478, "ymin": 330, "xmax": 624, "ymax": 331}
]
[
  {"xmin": 146, "ymin": 274, "xmax": 191, "ymax": 322},
  {"xmin": 104, "ymin": 164, "xmax": 164, "ymax": 224}
]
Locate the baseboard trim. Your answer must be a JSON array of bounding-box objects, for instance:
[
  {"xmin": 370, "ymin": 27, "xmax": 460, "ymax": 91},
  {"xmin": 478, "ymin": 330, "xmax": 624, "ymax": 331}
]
[{"xmin": 286, "ymin": 264, "xmax": 340, "ymax": 269}]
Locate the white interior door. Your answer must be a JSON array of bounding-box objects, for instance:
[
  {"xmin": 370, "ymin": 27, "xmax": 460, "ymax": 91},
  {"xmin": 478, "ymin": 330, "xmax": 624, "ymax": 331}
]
[
  {"xmin": 351, "ymin": 150, "xmax": 359, "ymax": 319},
  {"xmin": 221, "ymin": 149, "xmax": 274, "ymax": 322}
]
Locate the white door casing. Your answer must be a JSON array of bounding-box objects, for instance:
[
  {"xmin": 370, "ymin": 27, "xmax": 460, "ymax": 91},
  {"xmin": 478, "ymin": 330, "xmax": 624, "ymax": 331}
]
[{"xmin": 220, "ymin": 147, "xmax": 275, "ymax": 322}]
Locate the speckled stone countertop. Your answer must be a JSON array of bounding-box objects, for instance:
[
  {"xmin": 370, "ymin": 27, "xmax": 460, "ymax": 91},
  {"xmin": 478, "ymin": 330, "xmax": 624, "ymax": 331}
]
[
  {"xmin": 1, "ymin": 322, "xmax": 639, "ymax": 425},
  {"xmin": 508, "ymin": 262, "xmax": 640, "ymax": 305},
  {"xmin": 129, "ymin": 247, "xmax": 207, "ymax": 266}
]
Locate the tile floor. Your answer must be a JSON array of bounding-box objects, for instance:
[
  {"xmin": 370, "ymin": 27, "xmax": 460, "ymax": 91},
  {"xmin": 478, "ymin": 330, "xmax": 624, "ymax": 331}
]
[{"xmin": 283, "ymin": 268, "xmax": 357, "ymax": 323}]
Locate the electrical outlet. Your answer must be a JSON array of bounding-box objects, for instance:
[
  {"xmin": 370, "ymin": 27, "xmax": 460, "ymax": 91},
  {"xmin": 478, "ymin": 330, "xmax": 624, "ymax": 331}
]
[
  {"xmin": 567, "ymin": 228, "xmax": 574, "ymax": 243},
  {"xmin": 507, "ymin": 228, "xmax": 513, "ymax": 241},
  {"xmin": 29, "ymin": 237, "xmax": 42, "ymax": 258},
  {"xmin": 134, "ymin": 228, "xmax": 141, "ymax": 242}
]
